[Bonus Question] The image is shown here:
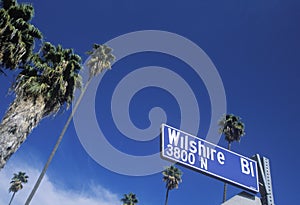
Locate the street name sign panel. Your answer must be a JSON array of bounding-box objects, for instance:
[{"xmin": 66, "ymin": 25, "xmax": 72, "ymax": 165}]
[{"xmin": 161, "ymin": 124, "xmax": 259, "ymax": 193}]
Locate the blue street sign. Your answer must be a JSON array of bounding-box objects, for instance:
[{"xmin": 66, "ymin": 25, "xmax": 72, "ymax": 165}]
[{"xmin": 161, "ymin": 124, "xmax": 259, "ymax": 193}]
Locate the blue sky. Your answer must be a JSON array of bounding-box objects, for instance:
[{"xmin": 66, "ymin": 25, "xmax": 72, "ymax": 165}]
[{"xmin": 1, "ymin": 0, "xmax": 300, "ymax": 204}]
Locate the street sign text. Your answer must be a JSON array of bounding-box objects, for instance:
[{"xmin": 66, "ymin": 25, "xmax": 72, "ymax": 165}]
[{"xmin": 161, "ymin": 124, "xmax": 259, "ymax": 192}]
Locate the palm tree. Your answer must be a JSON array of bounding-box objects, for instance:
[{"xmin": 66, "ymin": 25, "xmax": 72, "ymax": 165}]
[
  {"xmin": 121, "ymin": 193, "xmax": 139, "ymax": 205},
  {"xmin": 8, "ymin": 171, "xmax": 28, "ymax": 205},
  {"xmin": 0, "ymin": 0, "xmax": 42, "ymax": 72},
  {"xmin": 219, "ymin": 113, "xmax": 245, "ymax": 202},
  {"xmin": 24, "ymin": 44, "xmax": 115, "ymax": 205},
  {"xmin": 162, "ymin": 165, "xmax": 182, "ymax": 205},
  {"xmin": 0, "ymin": 42, "xmax": 82, "ymax": 169}
]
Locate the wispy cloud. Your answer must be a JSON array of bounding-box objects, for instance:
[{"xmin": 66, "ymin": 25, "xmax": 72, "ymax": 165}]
[{"xmin": 0, "ymin": 161, "xmax": 120, "ymax": 205}]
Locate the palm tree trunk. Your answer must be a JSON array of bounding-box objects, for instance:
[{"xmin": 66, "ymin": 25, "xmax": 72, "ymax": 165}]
[
  {"xmin": 8, "ymin": 192, "xmax": 16, "ymax": 205},
  {"xmin": 164, "ymin": 188, "xmax": 170, "ymax": 205},
  {"xmin": 222, "ymin": 142, "xmax": 231, "ymax": 203},
  {"xmin": 25, "ymin": 79, "xmax": 91, "ymax": 205},
  {"xmin": 0, "ymin": 95, "xmax": 45, "ymax": 169}
]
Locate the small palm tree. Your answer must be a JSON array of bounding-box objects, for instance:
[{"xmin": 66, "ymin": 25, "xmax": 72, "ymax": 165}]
[
  {"xmin": 0, "ymin": 0, "xmax": 42, "ymax": 72},
  {"xmin": 121, "ymin": 193, "xmax": 139, "ymax": 205},
  {"xmin": 24, "ymin": 44, "xmax": 115, "ymax": 205},
  {"xmin": 162, "ymin": 165, "xmax": 182, "ymax": 205},
  {"xmin": 219, "ymin": 114, "xmax": 245, "ymax": 150},
  {"xmin": 219, "ymin": 113, "xmax": 245, "ymax": 202},
  {"xmin": 8, "ymin": 171, "xmax": 28, "ymax": 205}
]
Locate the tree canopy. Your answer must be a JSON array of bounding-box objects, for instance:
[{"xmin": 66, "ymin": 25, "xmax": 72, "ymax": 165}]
[{"xmin": 0, "ymin": 0, "xmax": 42, "ymax": 72}]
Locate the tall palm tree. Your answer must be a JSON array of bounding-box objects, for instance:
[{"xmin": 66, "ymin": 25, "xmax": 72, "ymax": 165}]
[
  {"xmin": 219, "ymin": 113, "xmax": 245, "ymax": 202},
  {"xmin": 121, "ymin": 193, "xmax": 139, "ymax": 205},
  {"xmin": 8, "ymin": 171, "xmax": 28, "ymax": 205},
  {"xmin": 0, "ymin": 0, "xmax": 42, "ymax": 72},
  {"xmin": 0, "ymin": 42, "xmax": 82, "ymax": 169},
  {"xmin": 162, "ymin": 165, "xmax": 182, "ymax": 205},
  {"xmin": 24, "ymin": 44, "xmax": 115, "ymax": 205}
]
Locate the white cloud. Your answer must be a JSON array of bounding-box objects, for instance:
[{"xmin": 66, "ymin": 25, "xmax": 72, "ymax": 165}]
[{"xmin": 0, "ymin": 162, "xmax": 120, "ymax": 205}]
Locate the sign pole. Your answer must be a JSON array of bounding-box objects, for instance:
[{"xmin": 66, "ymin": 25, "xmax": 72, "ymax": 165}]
[{"xmin": 252, "ymin": 154, "xmax": 275, "ymax": 205}]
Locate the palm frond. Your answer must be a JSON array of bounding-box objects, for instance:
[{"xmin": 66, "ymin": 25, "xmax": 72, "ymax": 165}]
[
  {"xmin": 86, "ymin": 44, "xmax": 115, "ymax": 79},
  {"xmin": 219, "ymin": 113, "xmax": 245, "ymax": 143},
  {"xmin": 162, "ymin": 165, "xmax": 182, "ymax": 190},
  {"xmin": 9, "ymin": 171, "xmax": 28, "ymax": 193},
  {"xmin": 14, "ymin": 42, "xmax": 83, "ymax": 116}
]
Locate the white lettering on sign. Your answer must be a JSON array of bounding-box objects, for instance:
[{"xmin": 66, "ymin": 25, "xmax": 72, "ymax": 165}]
[
  {"xmin": 217, "ymin": 152, "xmax": 225, "ymax": 165},
  {"xmin": 168, "ymin": 129, "xmax": 180, "ymax": 146},
  {"xmin": 240, "ymin": 157, "xmax": 255, "ymax": 177},
  {"xmin": 162, "ymin": 124, "xmax": 259, "ymax": 193},
  {"xmin": 200, "ymin": 157, "xmax": 208, "ymax": 170},
  {"xmin": 165, "ymin": 128, "xmax": 226, "ymax": 171},
  {"xmin": 166, "ymin": 144, "xmax": 196, "ymax": 164}
]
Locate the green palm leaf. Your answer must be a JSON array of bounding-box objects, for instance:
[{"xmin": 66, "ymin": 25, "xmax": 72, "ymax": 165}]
[
  {"xmin": 86, "ymin": 44, "xmax": 115, "ymax": 79},
  {"xmin": 162, "ymin": 165, "xmax": 182, "ymax": 205},
  {"xmin": 121, "ymin": 193, "xmax": 139, "ymax": 205},
  {"xmin": 0, "ymin": 0, "xmax": 42, "ymax": 71},
  {"xmin": 219, "ymin": 114, "xmax": 245, "ymax": 143}
]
